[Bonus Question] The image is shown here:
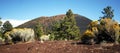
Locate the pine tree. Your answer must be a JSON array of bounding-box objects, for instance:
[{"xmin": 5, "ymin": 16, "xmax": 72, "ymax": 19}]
[
  {"xmin": 34, "ymin": 23, "xmax": 44, "ymax": 40},
  {"xmin": 60, "ymin": 9, "xmax": 80, "ymax": 40},
  {"xmin": 51, "ymin": 9, "xmax": 80, "ymax": 40},
  {"xmin": 50, "ymin": 21, "xmax": 61, "ymax": 40},
  {"xmin": 101, "ymin": 6, "xmax": 114, "ymax": 19}
]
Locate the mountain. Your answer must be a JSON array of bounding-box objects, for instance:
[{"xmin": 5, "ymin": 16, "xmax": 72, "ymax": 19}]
[{"xmin": 17, "ymin": 14, "xmax": 92, "ymax": 34}]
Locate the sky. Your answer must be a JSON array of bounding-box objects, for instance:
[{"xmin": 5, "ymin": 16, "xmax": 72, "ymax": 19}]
[{"xmin": 0, "ymin": 0, "xmax": 120, "ymax": 27}]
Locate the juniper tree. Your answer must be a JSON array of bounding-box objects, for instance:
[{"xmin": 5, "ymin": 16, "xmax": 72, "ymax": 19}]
[{"xmin": 3, "ymin": 21, "xmax": 13, "ymax": 33}]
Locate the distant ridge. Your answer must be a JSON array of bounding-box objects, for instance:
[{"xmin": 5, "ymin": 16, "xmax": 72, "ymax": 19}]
[{"xmin": 17, "ymin": 14, "xmax": 92, "ymax": 34}]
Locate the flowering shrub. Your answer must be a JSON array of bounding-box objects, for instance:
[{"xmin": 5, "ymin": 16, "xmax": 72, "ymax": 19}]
[{"xmin": 81, "ymin": 18, "xmax": 120, "ymax": 44}]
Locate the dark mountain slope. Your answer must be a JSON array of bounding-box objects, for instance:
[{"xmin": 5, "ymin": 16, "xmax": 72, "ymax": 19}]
[
  {"xmin": 17, "ymin": 14, "xmax": 92, "ymax": 34},
  {"xmin": 75, "ymin": 14, "xmax": 92, "ymax": 34}
]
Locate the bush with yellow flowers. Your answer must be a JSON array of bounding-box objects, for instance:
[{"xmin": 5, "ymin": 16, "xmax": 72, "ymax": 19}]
[
  {"xmin": 81, "ymin": 29, "xmax": 96, "ymax": 44},
  {"xmin": 98, "ymin": 18, "xmax": 120, "ymax": 44},
  {"xmin": 81, "ymin": 18, "xmax": 120, "ymax": 44}
]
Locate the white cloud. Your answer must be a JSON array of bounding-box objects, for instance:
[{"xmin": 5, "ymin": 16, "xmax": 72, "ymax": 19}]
[{"xmin": 1, "ymin": 19, "xmax": 30, "ymax": 27}]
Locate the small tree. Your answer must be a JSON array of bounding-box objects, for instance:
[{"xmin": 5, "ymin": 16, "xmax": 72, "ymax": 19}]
[
  {"xmin": 3, "ymin": 21, "xmax": 13, "ymax": 33},
  {"xmin": 50, "ymin": 21, "xmax": 61, "ymax": 40},
  {"xmin": 101, "ymin": 6, "xmax": 114, "ymax": 19},
  {"xmin": 34, "ymin": 23, "xmax": 44, "ymax": 40}
]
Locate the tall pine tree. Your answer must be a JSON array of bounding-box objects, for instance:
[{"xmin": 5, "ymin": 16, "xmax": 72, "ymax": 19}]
[
  {"xmin": 60, "ymin": 9, "xmax": 80, "ymax": 40},
  {"xmin": 51, "ymin": 9, "xmax": 81, "ymax": 40}
]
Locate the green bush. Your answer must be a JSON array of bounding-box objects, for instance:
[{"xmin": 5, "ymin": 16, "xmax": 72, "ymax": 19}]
[
  {"xmin": 34, "ymin": 23, "xmax": 44, "ymax": 40},
  {"xmin": 49, "ymin": 33, "xmax": 55, "ymax": 41}
]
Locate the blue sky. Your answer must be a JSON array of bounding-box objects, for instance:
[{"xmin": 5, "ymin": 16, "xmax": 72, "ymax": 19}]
[{"xmin": 0, "ymin": 0, "xmax": 120, "ymax": 27}]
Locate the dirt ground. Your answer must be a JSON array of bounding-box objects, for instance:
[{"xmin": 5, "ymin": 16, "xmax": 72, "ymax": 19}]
[{"xmin": 0, "ymin": 41, "xmax": 120, "ymax": 53}]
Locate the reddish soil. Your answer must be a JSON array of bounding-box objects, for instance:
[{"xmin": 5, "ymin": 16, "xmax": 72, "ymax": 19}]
[{"xmin": 0, "ymin": 41, "xmax": 120, "ymax": 53}]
